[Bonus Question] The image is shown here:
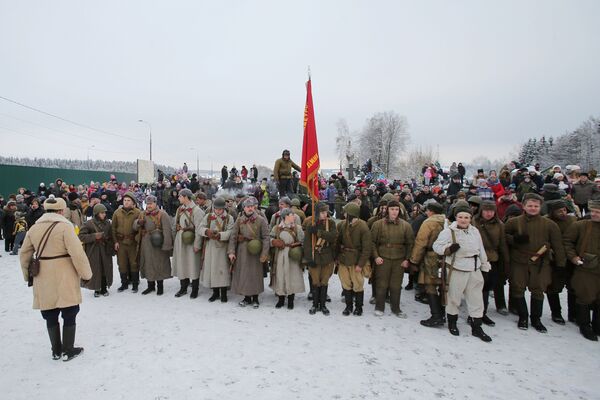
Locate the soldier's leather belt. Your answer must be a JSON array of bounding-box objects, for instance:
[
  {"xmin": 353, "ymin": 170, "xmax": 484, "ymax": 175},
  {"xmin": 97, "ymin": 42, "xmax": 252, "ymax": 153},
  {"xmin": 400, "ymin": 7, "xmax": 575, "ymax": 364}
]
[
  {"xmin": 381, "ymin": 243, "xmax": 405, "ymax": 248},
  {"xmin": 341, "ymin": 246, "xmax": 357, "ymax": 252},
  {"xmin": 39, "ymin": 254, "xmax": 70, "ymax": 260}
]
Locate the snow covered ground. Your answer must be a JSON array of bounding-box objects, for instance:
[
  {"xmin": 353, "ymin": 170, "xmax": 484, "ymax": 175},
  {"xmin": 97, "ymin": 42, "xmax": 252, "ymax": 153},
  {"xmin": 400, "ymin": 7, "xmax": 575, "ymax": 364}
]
[{"xmin": 1, "ymin": 247, "xmax": 598, "ymax": 400}]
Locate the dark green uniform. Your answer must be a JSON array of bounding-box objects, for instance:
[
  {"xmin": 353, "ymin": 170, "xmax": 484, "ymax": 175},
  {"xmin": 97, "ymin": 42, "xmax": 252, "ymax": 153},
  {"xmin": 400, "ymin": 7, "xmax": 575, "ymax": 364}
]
[
  {"xmin": 303, "ymin": 214, "xmax": 337, "ymax": 314},
  {"xmin": 563, "ymin": 218, "xmax": 600, "ymax": 339},
  {"xmin": 545, "ymin": 214, "xmax": 577, "ymax": 322},
  {"xmin": 111, "ymin": 206, "xmax": 142, "ymax": 289},
  {"xmin": 371, "ymin": 218, "xmax": 414, "ymax": 315},
  {"xmin": 505, "ymin": 212, "xmax": 566, "ymax": 330}
]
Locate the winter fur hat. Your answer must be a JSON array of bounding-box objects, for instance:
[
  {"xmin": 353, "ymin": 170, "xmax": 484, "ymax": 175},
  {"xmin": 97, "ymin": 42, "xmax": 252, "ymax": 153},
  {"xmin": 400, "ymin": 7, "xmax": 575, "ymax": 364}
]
[
  {"xmin": 453, "ymin": 200, "xmax": 472, "ymax": 217},
  {"xmin": 523, "ymin": 193, "xmax": 543, "ymax": 204},
  {"xmin": 279, "ymin": 196, "xmax": 292, "ymax": 206},
  {"xmin": 67, "ymin": 192, "xmax": 79, "ymax": 202},
  {"xmin": 546, "ymin": 199, "xmax": 567, "ymax": 213},
  {"xmin": 480, "ymin": 200, "xmax": 497, "ymax": 212},
  {"xmin": 425, "ymin": 199, "xmax": 443, "ymax": 214},
  {"xmin": 145, "ymin": 195, "xmax": 157, "ymax": 204},
  {"xmin": 242, "ymin": 196, "xmax": 258, "ymax": 207},
  {"xmin": 178, "ymin": 189, "xmax": 193, "ymax": 199},
  {"xmin": 316, "ymin": 202, "xmax": 329, "ymax": 214},
  {"xmin": 280, "ymin": 208, "xmax": 294, "ymax": 219},
  {"xmin": 44, "ymin": 196, "xmax": 66, "ymax": 211}
]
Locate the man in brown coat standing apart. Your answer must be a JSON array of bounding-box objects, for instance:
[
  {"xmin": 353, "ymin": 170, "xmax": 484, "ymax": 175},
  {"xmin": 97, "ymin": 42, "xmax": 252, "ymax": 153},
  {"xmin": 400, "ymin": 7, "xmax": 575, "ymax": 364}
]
[
  {"xmin": 273, "ymin": 149, "xmax": 301, "ymax": 198},
  {"xmin": 111, "ymin": 192, "xmax": 142, "ymax": 293},
  {"xmin": 20, "ymin": 196, "xmax": 93, "ymax": 361}
]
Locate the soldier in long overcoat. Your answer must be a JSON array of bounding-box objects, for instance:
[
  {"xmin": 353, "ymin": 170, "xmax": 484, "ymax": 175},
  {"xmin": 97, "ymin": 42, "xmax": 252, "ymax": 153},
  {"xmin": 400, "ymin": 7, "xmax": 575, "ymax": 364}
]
[
  {"xmin": 199, "ymin": 197, "xmax": 235, "ymax": 303},
  {"xmin": 133, "ymin": 195, "xmax": 173, "ymax": 296},
  {"xmin": 78, "ymin": 204, "xmax": 114, "ymax": 297},
  {"xmin": 228, "ymin": 197, "xmax": 270, "ymax": 308}
]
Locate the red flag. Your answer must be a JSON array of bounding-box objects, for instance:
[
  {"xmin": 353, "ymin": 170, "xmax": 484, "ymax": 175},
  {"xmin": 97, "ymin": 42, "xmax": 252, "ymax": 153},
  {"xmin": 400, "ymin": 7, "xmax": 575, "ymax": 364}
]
[{"xmin": 300, "ymin": 78, "xmax": 320, "ymax": 202}]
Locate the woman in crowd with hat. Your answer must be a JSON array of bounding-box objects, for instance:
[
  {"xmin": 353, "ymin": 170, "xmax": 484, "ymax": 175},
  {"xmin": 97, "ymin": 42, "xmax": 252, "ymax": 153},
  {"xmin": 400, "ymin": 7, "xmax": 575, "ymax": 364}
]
[
  {"xmin": 269, "ymin": 208, "xmax": 305, "ymax": 310},
  {"xmin": 79, "ymin": 203, "xmax": 114, "ymax": 297},
  {"xmin": 473, "ymin": 200, "xmax": 510, "ymax": 322},
  {"xmin": 199, "ymin": 197, "xmax": 235, "ymax": 303},
  {"xmin": 19, "ymin": 196, "xmax": 93, "ymax": 361},
  {"xmin": 172, "ymin": 188, "xmax": 205, "ymax": 298},
  {"xmin": 433, "ymin": 203, "xmax": 492, "ymax": 342},
  {"xmin": 134, "ymin": 195, "xmax": 173, "ymax": 296},
  {"xmin": 228, "ymin": 196, "xmax": 270, "ymax": 308}
]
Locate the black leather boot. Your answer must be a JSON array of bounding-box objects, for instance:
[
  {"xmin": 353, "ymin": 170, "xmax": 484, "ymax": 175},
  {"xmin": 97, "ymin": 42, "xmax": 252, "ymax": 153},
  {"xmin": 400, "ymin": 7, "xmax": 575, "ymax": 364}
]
[
  {"xmin": 420, "ymin": 294, "xmax": 445, "ymax": 327},
  {"xmin": 156, "ymin": 280, "xmax": 164, "ymax": 296},
  {"xmin": 320, "ymin": 285, "xmax": 330, "ymax": 315},
  {"xmin": 100, "ymin": 276, "xmax": 108, "ymax": 296},
  {"xmin": 62, "ymin": 325, "xmax": 83, "ymax": 362},
  {"xmin": 517, "ymin": 297, "xmax": 529, "ymax": 330},
  {"xmin": 275, "ymin": 295, "xmax": 285, "ymax": 308},
  {"xmin": 353, "ymin": 292, "xmax": 364, "ymax": 316},
  {"xmin": 208, "ymin": 288, "xmax": 220, "ymax": 302},
  {"xmin": 47, "ymin": 325, "xmax": 62, "ymax": 360},
  {"xmin": 447, "ymin": 314, "xmax": 459, "ymax": 336},
  {"xmin": 567, "ymin": 290, "xmax": 577, "ymax": 323},
  {"xmin": 190, "ymin": 279, "xmax": 200, "ymax": 299},
  {"xmin": 547, "ymin": 293, "xmax": 565, "ymax": 325},
  {"xmin": 117, "ymin": 273, "xmax": 129, "ymax": 292},
  {"xmin": 287, "ymin": 294, "xmax": 295, "ymax": 310},
  {"xmin": 131, "ymin": 271, "xmax": 140, "ymax": 293},
  {"xmin": 593, "ymin": 303, "xmax": 600, "ymax": 335},
  {"xmin": 530, "ymin": 297, "xmax": 548, "ymax": 333},
  {"xmin": 471, "ymin": 318, "xmax": 492, "ymax": 342},
  {"xmin": 342, "ymin": 291, "xmax": 353, "ymax": 316},
  {"xmin": 142, "ymin": 281, "xmax": 156, "ymax": 295},
  {"xmin": 175, "ymin": 279, "xmax": 189, "ymax": 297},
  {"xmin": 577, "ymin": 304, "xmax": 598, "ymax": 341},
  {"xmin": 309, "ymin": 286, "xmax": 320, "ymax": 315},
  {"xmin": 220, "ymin": 287, "xmax": 228, "ymax": 303},
  {"xmin": 482, "ymin": 290, "xmax": 495, "ymax": 326}
]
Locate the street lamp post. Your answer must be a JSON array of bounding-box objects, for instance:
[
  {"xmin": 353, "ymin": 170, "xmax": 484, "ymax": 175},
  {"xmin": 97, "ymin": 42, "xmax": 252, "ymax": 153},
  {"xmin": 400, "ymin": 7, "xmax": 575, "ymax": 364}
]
[{"xmin": 138, "ymin": 119, "xmax": 152, "ymax": 161}]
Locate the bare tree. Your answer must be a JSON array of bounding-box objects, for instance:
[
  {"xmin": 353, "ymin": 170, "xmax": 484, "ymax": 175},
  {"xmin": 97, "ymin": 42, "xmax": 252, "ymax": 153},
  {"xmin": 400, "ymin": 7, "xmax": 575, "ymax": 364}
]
[
  {"xmin": 358, "ymin": 111, "xmax": 409, "ymax": 177},
  {"xmin": 335, "ymin": 119, "xmax": 356, "ymax": 169}
]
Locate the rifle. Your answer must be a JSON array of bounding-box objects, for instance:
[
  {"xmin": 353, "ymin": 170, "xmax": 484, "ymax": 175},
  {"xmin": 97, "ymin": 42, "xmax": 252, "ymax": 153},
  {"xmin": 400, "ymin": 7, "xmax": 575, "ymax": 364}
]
[{"xmin": 439, "ymin": 256, "xmax": 447, "ymax": 306}]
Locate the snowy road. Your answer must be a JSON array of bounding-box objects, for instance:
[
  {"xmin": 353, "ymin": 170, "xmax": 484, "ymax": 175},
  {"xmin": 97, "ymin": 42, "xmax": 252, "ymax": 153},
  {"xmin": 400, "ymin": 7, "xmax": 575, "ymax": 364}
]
[{"xmin": 0, "ymin": 250, "xmax": 598, "ymax": 400}]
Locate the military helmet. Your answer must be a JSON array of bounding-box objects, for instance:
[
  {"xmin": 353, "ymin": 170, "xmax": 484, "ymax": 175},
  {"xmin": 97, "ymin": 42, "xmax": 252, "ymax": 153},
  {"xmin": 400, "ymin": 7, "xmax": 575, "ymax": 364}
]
[
  {"xmin": 291, "ymin": 198, "xmax": 301, "ymax": 207},
  {"xmin": 93, "ymin": 203, "xmax": 107, "ymax": 216},
  {"xmin": 213, "ymin": 197, "xmax": 226, "ymax": 209},
  {"xmin": 344, "ymin": 203, "xmax": 360, "ymax": 218},
  {"xmin": 247, "ymin": 239, "xmax": 262, "ymax": 255}
]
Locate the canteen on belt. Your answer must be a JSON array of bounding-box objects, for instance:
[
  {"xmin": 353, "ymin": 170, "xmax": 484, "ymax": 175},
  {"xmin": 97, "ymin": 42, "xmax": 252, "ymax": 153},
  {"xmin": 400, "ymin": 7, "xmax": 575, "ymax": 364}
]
[
  {"xmin": 150, "ymin": 230, "xmax": 164, "ymax": 248},
  {"xmin": 288, "ymin": 246, "xmax": 303, "ymax": 262},
  {"xmin": 247, "ymin": 239, "xmax": 262, "ymax": 255},
  {"xmin": 182, "ymin": 230, "xmax": 195, "ymax": 245}
]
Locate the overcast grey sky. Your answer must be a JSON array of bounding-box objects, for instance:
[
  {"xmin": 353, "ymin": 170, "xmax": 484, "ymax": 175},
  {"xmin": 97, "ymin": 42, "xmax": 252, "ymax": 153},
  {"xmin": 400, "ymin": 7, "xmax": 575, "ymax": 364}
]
[{"xmin": 1, "ymin": 0, "xmax": 599, "ymax": 171}]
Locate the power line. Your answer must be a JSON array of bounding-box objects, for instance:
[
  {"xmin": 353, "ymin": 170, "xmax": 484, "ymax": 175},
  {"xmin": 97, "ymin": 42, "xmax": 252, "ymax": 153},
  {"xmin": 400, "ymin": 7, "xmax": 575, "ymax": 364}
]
[
  {"xmin": 0, "ymin": 95, "xmax": 139, "ymax": 141},
  {"xmin": 0, "ymin": 125, "xmax": 137, "ymax": 155},
  {"xmin": 0, "ymin": 112, "xmax": 104, "ymax": 143}
]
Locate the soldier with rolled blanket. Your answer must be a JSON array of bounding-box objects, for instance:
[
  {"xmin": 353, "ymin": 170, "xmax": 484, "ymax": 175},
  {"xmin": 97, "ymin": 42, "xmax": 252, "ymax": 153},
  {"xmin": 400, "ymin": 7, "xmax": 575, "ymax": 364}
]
[
  {"xmin": 433, "ymin": 203, "xmax": 492, "ymax": 342},
  {"xmin": 228, "ymin": 196, "xmax": 270, "ymax": 308},
  {"xmin": 370, "ymin": 200, "xmax": 414, "ymax": 318},
  {"xmin": 171, "ymin": 189, "xmax": 205, "ymax": 298},
  {"xmin": 544, "ymin": 199, "xmax": 577, "ymax": 324},
  {"xmin": 303, "ymin": 202, "xmax": 337, "ymax": 315},
  {"xmin": 504, "ymin": 193, "xmax": 566, "ymax": 333},
  {"xmin": 270, "ymin": 208, "xmax": 305, "ymax": 310},
  {"xmin": 336, "ymin": 202, "xmax": 372, "ymax": 316},
  {"xmin": 79, "ymin": 204, "xmax": 114, "ymax": 297},
  {"xmin": 199, "ymin": 197, "xmax": 235, "ymax": 303},
  {"xmin": 563, "ymin": 199, "xmax": 600, "ymax": 341},
  {"xmin": 111, "ymin": 192, "xmax": 142, "ymax": 293},
  {"xmin": 133, "ymin": 195, "xmax": 173, "ymax": 296},
  {"xmin": 409, "ymin": 201, "xmax": 446, "ymax": 328}
]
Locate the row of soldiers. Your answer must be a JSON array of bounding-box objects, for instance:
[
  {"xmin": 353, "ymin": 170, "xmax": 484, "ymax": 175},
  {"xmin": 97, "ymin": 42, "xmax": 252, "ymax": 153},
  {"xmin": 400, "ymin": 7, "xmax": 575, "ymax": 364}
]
[{"xmin": 81, "ymin": 187, "xmax": 600, "ymax": 341}]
